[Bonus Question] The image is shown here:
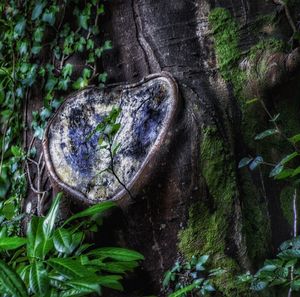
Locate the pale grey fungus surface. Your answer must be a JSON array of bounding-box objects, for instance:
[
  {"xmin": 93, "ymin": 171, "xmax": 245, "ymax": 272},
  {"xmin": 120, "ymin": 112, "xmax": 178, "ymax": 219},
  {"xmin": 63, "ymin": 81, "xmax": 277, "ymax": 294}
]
[{"xmin": 45, "ymin": 75, "xmax": 176, "ymax": 202}]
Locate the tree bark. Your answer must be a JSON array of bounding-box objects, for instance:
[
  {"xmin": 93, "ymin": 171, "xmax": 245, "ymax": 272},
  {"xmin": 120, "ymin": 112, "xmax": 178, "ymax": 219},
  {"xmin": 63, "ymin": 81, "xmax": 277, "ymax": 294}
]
[{"xmin": 24, "ymin": 0, "xmax": 300, "ymax": 296}]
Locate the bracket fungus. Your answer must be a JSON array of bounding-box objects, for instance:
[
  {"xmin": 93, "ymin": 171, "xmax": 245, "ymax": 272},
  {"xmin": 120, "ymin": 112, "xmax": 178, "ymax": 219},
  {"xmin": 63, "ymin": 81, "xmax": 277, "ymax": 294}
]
[{"xmin": 43, "ymin": 72, "xmax": 180, "ymax": 206}]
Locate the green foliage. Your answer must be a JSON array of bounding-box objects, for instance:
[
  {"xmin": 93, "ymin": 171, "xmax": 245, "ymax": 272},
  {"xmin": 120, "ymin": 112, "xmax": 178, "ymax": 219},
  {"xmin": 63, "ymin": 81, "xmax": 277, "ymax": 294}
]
[
  {"xmin": 163, "ymin": 255, "xmax": 224, "ymax": 297},
  {"xmin": 0, "ymin": 193, "xmax": 144, "ymax": 296},
  {"xmin": 239, "ymin": 237, "xmax": 300, "ymax": 293},
  {"xmin": 0, "ymin": 0, "xmax": 112, "ymax": 230},
  {"xmin": 208, "ymin": 8, "xmax": 246, "ymax": 98}
]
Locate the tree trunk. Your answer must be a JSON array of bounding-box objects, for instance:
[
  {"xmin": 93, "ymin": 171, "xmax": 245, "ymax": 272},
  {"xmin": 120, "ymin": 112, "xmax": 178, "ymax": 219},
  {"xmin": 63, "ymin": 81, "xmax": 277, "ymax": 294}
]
[{"xmin": 24, "ymin": 0, "xmax": 300, "ymax": 296}]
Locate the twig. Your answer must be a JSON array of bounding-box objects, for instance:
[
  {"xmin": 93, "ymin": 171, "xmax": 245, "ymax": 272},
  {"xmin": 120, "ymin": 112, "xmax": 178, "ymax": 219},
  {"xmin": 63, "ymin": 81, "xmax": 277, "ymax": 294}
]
[
  {"xmin": 288, "ymin": 189, "xmax": 297, "ymax": 297},
  {"xmin": 260, "ymin": 100, "xmax": 300, "ymax": 153},
  {"xmin": 107, "ymin": 137, "xmax": 134, "ymax": 200}
]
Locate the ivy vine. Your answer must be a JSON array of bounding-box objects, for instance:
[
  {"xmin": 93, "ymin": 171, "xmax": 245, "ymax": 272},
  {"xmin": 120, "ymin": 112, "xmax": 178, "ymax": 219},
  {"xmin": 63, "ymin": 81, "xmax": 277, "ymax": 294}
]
[{"xmin": 0, "ymin": 0, "xmax": 112, "ymax": 230}]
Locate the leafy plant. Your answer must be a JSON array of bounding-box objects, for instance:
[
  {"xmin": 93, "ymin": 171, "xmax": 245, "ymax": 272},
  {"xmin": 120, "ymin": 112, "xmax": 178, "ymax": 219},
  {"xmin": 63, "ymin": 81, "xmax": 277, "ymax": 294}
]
[
  {"xmin": 87, "ymin": 106, "xmax": 134, "ymax": 199},
  {"xmin": 239, "ymin": 236, "xmax": 300, "ymax": 293},
  {"xmin": 239, "ymin": 98, "xmax": 300, "ymax": 295},
  {"xmin": 163, "ymin": 255, "xmax": 224, "ymax": 297},
  {"xmin": 0, "ymin": 193, "xmax": 144, "ymax": 296},
  {"xmin": 0, "ymin": 0, "xmax": 113, "ymax": 225}
]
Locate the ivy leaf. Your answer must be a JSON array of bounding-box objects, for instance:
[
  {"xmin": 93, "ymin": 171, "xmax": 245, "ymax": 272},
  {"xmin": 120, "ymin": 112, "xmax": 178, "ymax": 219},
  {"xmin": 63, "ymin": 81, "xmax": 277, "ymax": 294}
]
[
  {"xmin": 72, "ymin": 77, "xmax": 88, "ymax": 90},
  {"xmin": 34, "ymin": 27, "xmax": 44, "ymax": 42},
  {"xmin": 40, "ymin": 108, "xmax": 52, "ymax": 121},
  {"xmin": 103, "ymin": 40, "xmax": 112, "ymax": 50},
  {"xmin": 78, "ymin": 14, "xmax": 89, "ymax": 30},
  {"xmin": 62, "ymin": 64, "xmax": 73, "ymax": 78},
  {"xmin": 42, "ymin": 10, "xmax": 56, "ymax": 26},
  {"xmin": 98, "ymin": 72, "xmax": 108, "ymax": 83},
  {"xmin": 32, "ymin": 2, "xmax": 46, "ymax": 20},
  {"xmin": 14, "ymin": 17, "xmax": 26, "ymax": 37},
  {"xmin": 32, "ymin": 45, "xmax": 42, "ymax": 55},
  {"xmin": 33, "ymin": 126, "xmax": 44, "ymax": 140},
  {"xmin": 254, "ymin": 129, "xmax": 278, "ymax": 140}
]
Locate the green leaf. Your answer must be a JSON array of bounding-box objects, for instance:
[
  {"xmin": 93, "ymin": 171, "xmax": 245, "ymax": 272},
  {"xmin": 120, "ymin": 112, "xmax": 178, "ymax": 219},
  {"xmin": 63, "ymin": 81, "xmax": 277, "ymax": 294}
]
[
  {"xmin": 197, "ymin": 255, "xmax": 209, "ymax": 265},
  {"xmin": 27, "ymin": 216, "xmax": 44, "ymax": 258},
  {"xmin": 254, "ymin": 129, "xmax": 278, "ymax": 140},
  {"xmin": 279, "ymin": 152, "xmax": 299, "ymax": 165},
  {"xmin": 0, "ymin": 259, "xmax": 27, "ymax": 297},
  {"xmin": 43, "ymin": 193, "xmax": 62, "ymax": 238},
  {"xmin": 291, "ymin": 280, "xmax": 300, "ymax": 291},
  {"xmin": 275, "ymin": 169, "xmax": 294, "ymax": 180},
  {"xmin": 42, "ymin": 10, "xmax": 56, "ymax": 26},
  {"xmin": 238, "ymin": 157, "xmax": 253, "ymax": 168},
  {"xmin": 34, "ymin": 27, "xmax": 44, "ymax": 42},
  {"xmin": 0, "ymin": 237, "xmax": 26, "ymax": 250},
  {"xmin": 292, "ymin": 167, "xmax": 300, "ymax": 177},
  {"xmin": 64, "ymin": 201, "xmax": 116, "ymax": 225},
  {"xmin": 88, "ymin": 247, "xmax": 144, "ymax": 261},
  {"xmin": 278, "ymin": 249, "xmax": 300, "ymax": 259},
  {"xmin": 62, "ymin": 64, "xmax": 73, "ymax": 78},
  {"xmin": 47, "ymin": 258, "xmax": 90, "ymax": 278},
  {"xmin": 97, "ymin": 275, "xmax": 124, "ymax": 291},
  {"xmin": 103, "ymin": 40, "xmax": 112, "ymax": 50},
  {"xmin": 246, "ymin": 98, "xmax": 258, "ymax": 105},
  {"xmin": 11, "ymin": 146, "xmax": 23, "ymax": 157},
  {"xmin": 72, "ymin": 77, "xmax": 88, "ymax": 90},
  {"xmin": 269, "ymin": 164, "xmax": 284, "ymax": 178},
  {"xmin": 66, "ymin": 278, "xmax": 101, "ymax": 294},
  {"xmin": 29, "ymin": 261, "xmax": 49, "ymax": 294},
  {"xmin": 78, "ymin": 14, "xmax": 89, "ymax": 30},
  {"xmin": 289, "ymin": 134, "xmax": 300, "ymax": 144},
  {"xmin": 14, "ymin": 17, "xmax": 26, "ymax": 37},
  {"xmin": 250, "ymin": 281, "xmax": 268, "ymax": 291},
  {"xmin": 53, "ymin": 228, "xmax": 82, "ymax": 255},
  {"xmin": 168, "ymin": 282, "xmax": 199, "ymax": 297},
  {"xmin": 32, "ymin": 2, "xmax": 46, "ymax": 20},
  {"xmin": 249, "ymin": 156, "xmax": 263, "ymax": 170},
  {"xmin": 59, "ymin": 288, "xmax": 95, "ymax": 297},
  {"xmin": 27, "ymin": 216, "xmax": 53, "ymax": 259}
]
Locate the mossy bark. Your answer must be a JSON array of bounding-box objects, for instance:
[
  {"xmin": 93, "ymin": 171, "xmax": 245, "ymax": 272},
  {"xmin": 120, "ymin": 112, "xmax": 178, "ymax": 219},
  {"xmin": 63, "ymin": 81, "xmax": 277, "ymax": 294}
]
[{"xmin": 25, "ymin": 1, "xmax": 300, "ymax": 296}]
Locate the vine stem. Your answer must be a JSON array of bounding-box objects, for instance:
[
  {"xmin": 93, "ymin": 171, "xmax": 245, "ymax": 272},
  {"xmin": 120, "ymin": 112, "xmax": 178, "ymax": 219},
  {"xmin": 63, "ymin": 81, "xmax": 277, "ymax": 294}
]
[
  {"xmin": 107, "ymin": 137, "xmax": 134, "ymax": 200},
  {"xmin": 260, "ymin": 100, "xmax": 300, "ymax": 153},
  {"xmin": 288, "ymin": 189, "xmax": 297, "ymax": 297}
]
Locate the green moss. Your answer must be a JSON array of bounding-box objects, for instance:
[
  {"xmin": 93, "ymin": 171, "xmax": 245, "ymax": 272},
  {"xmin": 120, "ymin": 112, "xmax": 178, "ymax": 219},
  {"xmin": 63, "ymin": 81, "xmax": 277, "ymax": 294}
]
[
  {"xmin": 179, "ymin": 125, "xmax": 236, "ymax": 256},
  {"xmin": 208, "ymin": 8, "xmax": 245, "ymax": 98},
  {"xmin": 248, "ymin": 38, "xmax": 285, "ymax": 61},
  {"xmin": 280, "ymin": 186, "xmax": 299, "ymax": 226},
  {"xmin": 178, "ymin": 126, "xmax": 256, "ymax": 296},
  {"xmin": 240, "ymin": 173, "xmax": 270, "ymax": 265}
]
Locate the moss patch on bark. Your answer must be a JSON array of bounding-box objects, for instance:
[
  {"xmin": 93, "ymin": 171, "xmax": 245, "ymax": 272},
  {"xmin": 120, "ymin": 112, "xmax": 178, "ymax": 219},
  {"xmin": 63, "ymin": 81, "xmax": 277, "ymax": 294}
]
[{"xmin": 178, "ymin": 126, "xmax": 256, "ymax": 296}]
